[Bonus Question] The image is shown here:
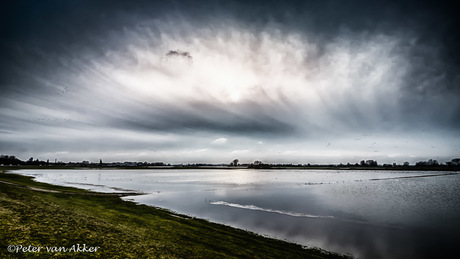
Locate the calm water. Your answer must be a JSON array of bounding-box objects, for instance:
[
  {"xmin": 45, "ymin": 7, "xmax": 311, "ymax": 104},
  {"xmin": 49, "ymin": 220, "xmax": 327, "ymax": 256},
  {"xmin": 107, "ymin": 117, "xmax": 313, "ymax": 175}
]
[{"xmin": 11, "ymin": 169, "xmax": 460, "ymax": 258}]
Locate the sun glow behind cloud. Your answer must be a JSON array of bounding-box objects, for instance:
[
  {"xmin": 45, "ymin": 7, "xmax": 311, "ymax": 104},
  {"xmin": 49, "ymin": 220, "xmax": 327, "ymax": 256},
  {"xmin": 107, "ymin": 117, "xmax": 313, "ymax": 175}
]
[
  {"xmin": 76, "ymin": 25, "xmax": 446, "ymax": 160},
  {"xmin": 84, "ymin": 24, "xmax": 410, "ymax": 127}
]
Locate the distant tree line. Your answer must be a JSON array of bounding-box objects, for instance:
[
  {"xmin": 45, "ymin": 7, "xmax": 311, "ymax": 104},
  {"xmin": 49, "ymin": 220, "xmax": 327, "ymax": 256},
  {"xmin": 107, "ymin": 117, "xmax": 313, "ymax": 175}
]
[
  {"xmin": 0, "ymin": 155, "xmax": 50, "ymax": 166},
  {"xmin": 0, "ymin": 155, "xmax": 22, "ymax": 165},
  {"xmin": 1, "ymin": 154, "xmax": 459, "ymax": 170}
]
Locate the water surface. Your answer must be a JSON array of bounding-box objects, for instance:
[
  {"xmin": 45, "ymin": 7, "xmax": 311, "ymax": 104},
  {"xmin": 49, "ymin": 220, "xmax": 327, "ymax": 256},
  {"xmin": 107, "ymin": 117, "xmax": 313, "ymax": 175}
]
[{"xmin": 12, "ymin": 169, "xmax": 460, "ymax": 259}]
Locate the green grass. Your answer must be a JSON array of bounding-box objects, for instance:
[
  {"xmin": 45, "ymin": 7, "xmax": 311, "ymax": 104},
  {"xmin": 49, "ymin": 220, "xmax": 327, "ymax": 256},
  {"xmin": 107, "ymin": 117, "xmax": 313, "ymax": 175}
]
[{"xmin": 0, "ymin": 170, "xmax": 350, "ymax": 258}]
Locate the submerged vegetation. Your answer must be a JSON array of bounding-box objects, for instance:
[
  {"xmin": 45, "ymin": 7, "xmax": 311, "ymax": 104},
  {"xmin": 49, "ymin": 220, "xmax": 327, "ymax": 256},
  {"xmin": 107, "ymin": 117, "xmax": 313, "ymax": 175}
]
[{"xmin": 0, "ymin": 170, "xmax": 348, "ymax": 258}]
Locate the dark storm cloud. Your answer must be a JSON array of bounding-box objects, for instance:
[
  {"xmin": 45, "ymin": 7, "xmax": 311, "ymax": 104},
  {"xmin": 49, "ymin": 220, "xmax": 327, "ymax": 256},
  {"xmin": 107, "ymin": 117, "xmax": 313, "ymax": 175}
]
[
  {"xmin": 107, "ymin": 101, "xmax": 297, "ymax": 135},
  {"xmin": 1, "ymin": 0, "xmax": 459, "ymax": 162},
  {"xmin": 166, "ymin": 50, "xmax": 192, "ymax": 60}
]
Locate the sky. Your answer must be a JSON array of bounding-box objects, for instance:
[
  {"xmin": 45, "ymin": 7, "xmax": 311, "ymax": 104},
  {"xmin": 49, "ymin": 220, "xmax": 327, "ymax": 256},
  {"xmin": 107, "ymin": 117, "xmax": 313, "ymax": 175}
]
[{"xmin": 1, "ymin": 0, "xmax": 459, "ymax": 164}]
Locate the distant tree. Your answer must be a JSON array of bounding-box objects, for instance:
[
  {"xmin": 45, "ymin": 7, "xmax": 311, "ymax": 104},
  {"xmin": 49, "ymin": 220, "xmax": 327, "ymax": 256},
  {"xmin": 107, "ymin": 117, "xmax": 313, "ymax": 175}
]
[
  {"xmin": 415, "ymin": 161, "xmax": 425, "ymax": 167},
  {"xmin": 232, "ymin": 159, "xmax": 239, "ymax": 167},
  {"xmin": 253, "ymin": 161, "xmax": 262, "ymax": 166},
  {"xmin": 248, "ymin": 160, "xmax": 267, "ymax": 168},
  {"xmin": 0, "ymin": 155, "xmax": 22, "ymax": 165},
  {"xmin": 416, "ymin": 159, "xmax": 440, "ymax": 167}
]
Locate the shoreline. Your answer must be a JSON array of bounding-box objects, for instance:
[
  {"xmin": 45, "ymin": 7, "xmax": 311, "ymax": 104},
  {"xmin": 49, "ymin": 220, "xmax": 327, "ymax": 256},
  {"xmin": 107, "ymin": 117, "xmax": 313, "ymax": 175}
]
[{"xmin": 0, "ymin": 169, "xmax": 350, "ymax": 258}]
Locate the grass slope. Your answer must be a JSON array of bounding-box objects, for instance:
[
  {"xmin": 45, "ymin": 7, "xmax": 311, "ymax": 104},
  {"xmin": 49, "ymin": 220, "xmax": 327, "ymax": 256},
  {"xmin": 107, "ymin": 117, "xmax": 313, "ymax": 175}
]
[{"xmin": 0, "ymin": 171, "xmax": 349, "ymax": 258}]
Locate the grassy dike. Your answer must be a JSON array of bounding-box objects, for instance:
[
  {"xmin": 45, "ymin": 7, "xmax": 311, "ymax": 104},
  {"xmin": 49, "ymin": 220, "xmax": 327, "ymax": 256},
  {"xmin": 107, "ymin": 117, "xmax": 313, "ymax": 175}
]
[{"xmin": 0, "ymin": 170, "xmax": 349, "ymax": 258}]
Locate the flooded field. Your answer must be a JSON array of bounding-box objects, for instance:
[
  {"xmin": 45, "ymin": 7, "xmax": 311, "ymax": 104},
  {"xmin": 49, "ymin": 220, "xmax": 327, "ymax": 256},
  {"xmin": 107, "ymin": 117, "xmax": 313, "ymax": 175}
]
[{"xmin": 12, "ymin": 169, "xmax": 460, "ymax": 259}]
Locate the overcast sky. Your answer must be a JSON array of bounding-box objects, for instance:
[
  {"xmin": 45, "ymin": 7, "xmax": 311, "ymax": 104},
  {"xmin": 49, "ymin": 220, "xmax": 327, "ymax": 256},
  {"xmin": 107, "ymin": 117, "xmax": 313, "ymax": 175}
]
[{"xmin": 1, "ymin": 0, "xmax": 459, "ymax": 164}]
